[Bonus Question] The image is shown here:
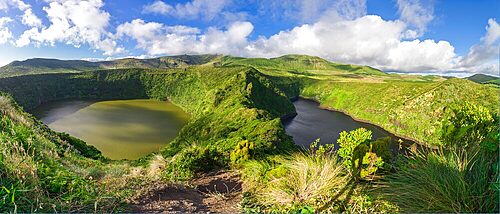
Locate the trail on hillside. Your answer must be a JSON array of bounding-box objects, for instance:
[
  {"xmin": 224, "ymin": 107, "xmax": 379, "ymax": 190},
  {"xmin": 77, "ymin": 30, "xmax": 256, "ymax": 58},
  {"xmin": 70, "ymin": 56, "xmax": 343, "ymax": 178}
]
[{"xmin": 129, "ymin": 171, "xmax": 242, "ymax": 213}]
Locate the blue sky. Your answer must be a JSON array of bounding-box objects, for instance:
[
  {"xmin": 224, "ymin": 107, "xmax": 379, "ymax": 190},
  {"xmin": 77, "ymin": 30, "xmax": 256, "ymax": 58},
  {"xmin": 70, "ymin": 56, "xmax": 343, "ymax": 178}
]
[{"xmin": 0, "ymin": 0, "xmax": 498, "ymax": 75}]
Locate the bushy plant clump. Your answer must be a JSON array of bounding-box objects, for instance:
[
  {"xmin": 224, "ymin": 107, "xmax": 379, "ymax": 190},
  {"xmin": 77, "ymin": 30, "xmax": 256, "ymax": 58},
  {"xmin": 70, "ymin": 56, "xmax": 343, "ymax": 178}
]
[
  {"xmin": 337, "ymin": 128, "xmax": 393, "ymax": 179},
  {"xmin": 240, "ymin": 142, "xmax": 348, "ymax": 213}
]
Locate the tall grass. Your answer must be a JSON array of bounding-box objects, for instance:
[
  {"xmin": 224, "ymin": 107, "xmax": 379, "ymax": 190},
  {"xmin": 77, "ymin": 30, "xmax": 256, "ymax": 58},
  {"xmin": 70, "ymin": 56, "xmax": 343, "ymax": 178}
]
[
  {"xmin": 381, "ymin": 147, "xmax": 498, "ymax": 212},
  {"xmin": 259, "ymin": 152, "xmax": 347, "ymax": 207},
  {"xmin": 241, "ymin": 144, "xmax": 349, "ymax": 212}
]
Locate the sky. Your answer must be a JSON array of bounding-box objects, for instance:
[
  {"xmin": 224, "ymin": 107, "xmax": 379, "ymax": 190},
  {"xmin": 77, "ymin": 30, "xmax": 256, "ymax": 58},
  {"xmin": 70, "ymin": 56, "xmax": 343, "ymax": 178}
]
[{"xmin": 0, "ymin": 0, "xmax": 498, "ymax": 76}]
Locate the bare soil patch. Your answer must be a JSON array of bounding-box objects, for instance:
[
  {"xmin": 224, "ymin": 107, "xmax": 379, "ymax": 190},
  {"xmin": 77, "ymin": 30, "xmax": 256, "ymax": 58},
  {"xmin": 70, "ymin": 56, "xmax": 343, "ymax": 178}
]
[{"xmin": 129, "ymin": 171, "xmax": 242, "ymax": 213}]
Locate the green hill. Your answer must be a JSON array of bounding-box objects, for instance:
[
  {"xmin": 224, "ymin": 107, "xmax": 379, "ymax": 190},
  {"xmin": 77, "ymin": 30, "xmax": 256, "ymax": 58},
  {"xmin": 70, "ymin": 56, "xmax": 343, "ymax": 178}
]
[
  {"xmin": 220, "ymin": 54, "xmax": 386, "ymax": 76},
  {"xmin": 0, "ymin": 54, "xmax": 221, "ymax": 77},
  {"xmin": 0, "ymin": 54, "xmax": 498, "ymax": 212},
  {"xmin": 466, "ymin": 73, "xmax": 499, "ymax": 85}
]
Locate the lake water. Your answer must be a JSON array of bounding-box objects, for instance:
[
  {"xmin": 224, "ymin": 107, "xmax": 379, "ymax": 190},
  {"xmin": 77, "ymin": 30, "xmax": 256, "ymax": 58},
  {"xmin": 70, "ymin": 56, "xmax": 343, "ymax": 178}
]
[
  {"xmin": 32, "ymin": 99, "xmax": 189, "ymax": 160},
  {"xmin": 284, "ymin": 99, "xmax": 409, "ymax": 150}
]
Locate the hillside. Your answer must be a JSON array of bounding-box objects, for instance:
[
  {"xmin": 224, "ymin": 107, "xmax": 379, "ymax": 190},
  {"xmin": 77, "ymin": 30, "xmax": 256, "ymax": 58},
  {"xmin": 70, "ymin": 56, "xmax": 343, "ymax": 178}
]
[
  {"xmin": 466, "ymin": 73, "xmax": 499, "ymax": 86},
  {"xmin": 0, "ymin": 54, "xmax": 498, "ymax": 212},
  {"xmin": 0, "ymin": 66, "xmax": 298, "ymax": 212},
  {"xmin": 221, "ymin": 54, "xmax": 386, "ymax": 76},
  {"xmin": 0, "ymin": 54, "xmax": 221, "ymax": 77}
]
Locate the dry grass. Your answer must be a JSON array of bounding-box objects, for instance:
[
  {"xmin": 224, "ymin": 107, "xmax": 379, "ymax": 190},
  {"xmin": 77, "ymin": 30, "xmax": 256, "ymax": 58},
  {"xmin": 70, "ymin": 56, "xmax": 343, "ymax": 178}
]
[
  {"xmin": 147, "ymin": 155, "xmax": 167, "ymax": 179},
  {"xmin": 256, "ymin": 152, "xmax": 348, "ymax": 210}
]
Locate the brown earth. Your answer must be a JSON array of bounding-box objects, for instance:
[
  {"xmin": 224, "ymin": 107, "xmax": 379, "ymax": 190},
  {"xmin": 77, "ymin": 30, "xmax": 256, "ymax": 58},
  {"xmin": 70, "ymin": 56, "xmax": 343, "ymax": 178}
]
[{"xmin": 129, "ymin": 171, "xmax": 242, "ymax": 213}]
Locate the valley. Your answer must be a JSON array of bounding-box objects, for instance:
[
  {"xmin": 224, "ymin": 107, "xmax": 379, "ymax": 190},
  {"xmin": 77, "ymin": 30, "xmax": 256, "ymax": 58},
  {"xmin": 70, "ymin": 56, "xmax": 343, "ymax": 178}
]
[{"xmin": 0, "ymin": 54, "xmax": 498, "ymax": 212}]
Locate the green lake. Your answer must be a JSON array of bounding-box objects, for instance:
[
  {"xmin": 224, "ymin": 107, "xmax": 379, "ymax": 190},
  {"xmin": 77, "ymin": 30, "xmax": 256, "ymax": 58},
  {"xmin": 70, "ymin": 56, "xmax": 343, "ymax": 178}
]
[{"xmin": 32, "ymin": 99, "xmax": 190, "ymax": 160}]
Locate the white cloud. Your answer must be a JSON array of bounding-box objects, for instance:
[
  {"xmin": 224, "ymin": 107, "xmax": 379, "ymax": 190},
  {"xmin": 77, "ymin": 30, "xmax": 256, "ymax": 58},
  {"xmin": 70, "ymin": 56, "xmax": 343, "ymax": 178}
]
[
  {"xmin": 245, "ymin": 15, "xmax": 457, "ymax": 72},
  {"xmin": 114, "ymin": 15, "xmax": 458, "ymax": 72},
  {"xmin": 21, "ymin": 8, "xmax": 42, "ymax": 27},
  {"xmin": 396, "ymin": 0, "xmax": 434, "ymax": 38},
  {"xmin": 15, "ymin": 0, "xmax": 124, "ymax": 55},
  {"xmin": 143, "ymin": 0, "xmax": 231, "ymax": 21},
  {"xmin": 116, "ymin": 19, "xmax": 252, "ymax": 56},
  {"xmin": 0, "ymin": 0, "xmax": 42, "ymax": 27},
  {"xmin": 458, "ymin": 19, "xmax": 500, "ymax": 75},
  {"xmin": 143, "ymin": 1, "xmax": 173, "ymax": 15},
  {"xmin": 0, "ymin": 17, "xmax": 12, "ymax": 44}
]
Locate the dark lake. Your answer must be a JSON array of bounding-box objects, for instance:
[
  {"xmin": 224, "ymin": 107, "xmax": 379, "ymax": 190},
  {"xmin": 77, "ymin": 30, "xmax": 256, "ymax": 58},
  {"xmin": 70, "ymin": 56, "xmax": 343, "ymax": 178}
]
[{"xmin": 283, "ymin": 98, "xmax": 411, "ymax": 151}]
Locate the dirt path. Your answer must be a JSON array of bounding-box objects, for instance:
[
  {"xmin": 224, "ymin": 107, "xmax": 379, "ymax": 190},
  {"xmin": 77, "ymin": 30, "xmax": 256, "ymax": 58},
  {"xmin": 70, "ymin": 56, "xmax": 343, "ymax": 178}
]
[{"xmin": 129, "ymin": 171, "xmax": 242, "ymax": 213}]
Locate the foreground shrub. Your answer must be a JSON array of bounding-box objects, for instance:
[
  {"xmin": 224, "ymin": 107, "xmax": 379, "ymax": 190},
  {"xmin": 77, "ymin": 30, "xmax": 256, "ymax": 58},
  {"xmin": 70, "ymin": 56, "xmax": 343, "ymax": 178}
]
[
  {"xmin": 164, "ymin": 146, "xmax": 226, "ymax": 181},
  {"xmin": 337, "ymin": 128, "xmax": 372, "ymax": 169},
  {"xmin": 230, "ymin": 140, "xmax": 254, "ymax": 164},
  {"xmin": 338, "ymin": 129, "xmax": 393, "ymax": 178}
]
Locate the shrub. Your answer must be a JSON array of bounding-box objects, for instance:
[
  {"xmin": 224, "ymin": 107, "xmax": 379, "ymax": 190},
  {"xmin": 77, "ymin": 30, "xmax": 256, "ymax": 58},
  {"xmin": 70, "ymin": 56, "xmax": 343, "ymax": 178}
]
[
  {"xmin": 441, "ymin": 102, "xmax": 495, "ymax": 148},
  {"xmin": 230, "ymin": 140, "xmax": 255, "ymax": 164},
  {"xmin": 164, "ymin": 146, "xmax": 226, "ymax": 181},
  {"xmin": 352, "ymin": 144, "xmax": 383, "ymax": 179},
  {"xmin": 371, "ymin": 137, "xmax": 393, "ymax": 163},
  {"xmin": 337, "ymin": 128, "xmax": 372, "ymax": 169}
]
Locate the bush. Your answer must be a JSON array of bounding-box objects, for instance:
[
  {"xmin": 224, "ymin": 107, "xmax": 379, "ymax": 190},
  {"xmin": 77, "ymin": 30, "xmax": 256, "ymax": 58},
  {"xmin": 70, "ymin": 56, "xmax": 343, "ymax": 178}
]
[
  {"xmin": 230, "ymin": 140, "xmax": 254, "ymax": 164},
  {"xmin": 371, "ymin": 137, "xmax": 393, "ymax": 163},
  {"xmin": 337, "ymin": 128, "xmax": 372, "ymax": 169},
  {"xmin": 441, "ymin": 102, "xmax": 495, "ymax": 148},
  {"xmin": 352, "ymin": 144, "xmax": 383, "ymax": 179},
  {"xmin": 164, "ymin": 146, "xmax": 226, "ymax": 180}
]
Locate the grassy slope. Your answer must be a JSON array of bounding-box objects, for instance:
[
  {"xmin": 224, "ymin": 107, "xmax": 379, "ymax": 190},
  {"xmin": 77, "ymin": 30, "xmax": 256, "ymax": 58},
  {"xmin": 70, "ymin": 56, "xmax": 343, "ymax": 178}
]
[
  {"xmin": 0, "ymin": 55, "xmax": 221, "ymax": 77},
  {"xmin": 0, "ymin": 94, "xmax": 130, "ymax": 212},
  {"xmin": 466, "ymin": 73, "xmax": 499, "ymax": 84},
  {"xmin": 300, "ymin": 78, "xmax": 498, "ymax": 145},
  {"xmin": 218, "ymin": 55, "xmax": 499, "ymax": 146},
  {"xmin": 1, "ymin": 54, "xmax": 499, "ymax": 212}
]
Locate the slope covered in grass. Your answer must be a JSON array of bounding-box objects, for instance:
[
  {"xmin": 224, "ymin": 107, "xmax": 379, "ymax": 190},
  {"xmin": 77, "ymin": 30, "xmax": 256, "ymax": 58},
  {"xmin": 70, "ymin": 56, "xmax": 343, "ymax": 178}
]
[
  {"xmin": 0, "ymin": 54, "xmax": 498, "ymax": 212},
  {"xmin": 0, "ymin": 94, "xmax": 127, "ymax": 212},
  {"xmin": 298, "ymin": 78, "xmax": 499, "ymax": 145},
  {"xmin": 0, "ymin": 55, "xmax": 221, "ymax": 77},
  {"xmin": 466, "ymin": 73, "xmax": 499, "ymax": 84},
  {"xmin": 220, "ymin": 54, "xmax": 385, "ymax": 76}
]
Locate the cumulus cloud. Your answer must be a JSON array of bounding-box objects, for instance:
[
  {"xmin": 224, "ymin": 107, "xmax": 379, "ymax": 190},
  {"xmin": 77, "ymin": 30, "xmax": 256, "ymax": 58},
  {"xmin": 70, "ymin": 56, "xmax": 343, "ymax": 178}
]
[
  {"xmin": 143, "ymin": 0, "xmax": 232, "ymax": 21},
  {"xmin": 15, "ymin": 0, "xmax": 123, "ymax": 55},
  {"xmin": 0, "ymin": 17, "xmax": 12, "ymax": 44},
  {"xmin": 116, "ymin": 19, "xmax": 253, "ymax": 55},
  {"xmin": 246, "ymin": 15, "xmax": 456, "ymax": 72},
  {"xmin": 0, "ymin": 0, "xmax": 42, "ymax": 27},
  {"xmin": 21, "ymin": 8, "xmax": 42, "ymax": 27},
  {"xmin": 458, "ymin": 19, "xmax": 500, "ymax": 75},
  {"xmin": 396, "ymin": 0, "xmax": 434, "ymax": 38}
]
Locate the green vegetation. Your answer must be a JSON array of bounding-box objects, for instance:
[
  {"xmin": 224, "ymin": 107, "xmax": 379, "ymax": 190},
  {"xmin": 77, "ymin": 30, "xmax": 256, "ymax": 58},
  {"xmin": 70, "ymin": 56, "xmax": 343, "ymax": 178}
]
[
  {"xmin": 0, "ymin": 54, "xmax": 221, "ymax": 77},
  {"xmin": 0, "ymin": 94, "xmax": 122, "ymax": 212},
  {"xmin": 0, "ymin": 54, "xmax": 498, "ymax": 212},
  {"xmin": 381, "ymin": 102, "xmax": 499, "ymax": 212},
  {"xmin": 466, "ymin": 73, "xmax": 499, "ymax": 86}
]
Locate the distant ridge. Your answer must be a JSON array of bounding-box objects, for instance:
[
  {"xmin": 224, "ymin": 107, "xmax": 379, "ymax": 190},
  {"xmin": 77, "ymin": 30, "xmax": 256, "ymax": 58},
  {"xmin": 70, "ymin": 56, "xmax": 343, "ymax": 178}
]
[
  {"xmin": 0, "ymin": 54, "xmax": 222, "ymax": 77},
  {"xmin": 465, "ymin": 74, "xmax": 499, "ymax": 85}
]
